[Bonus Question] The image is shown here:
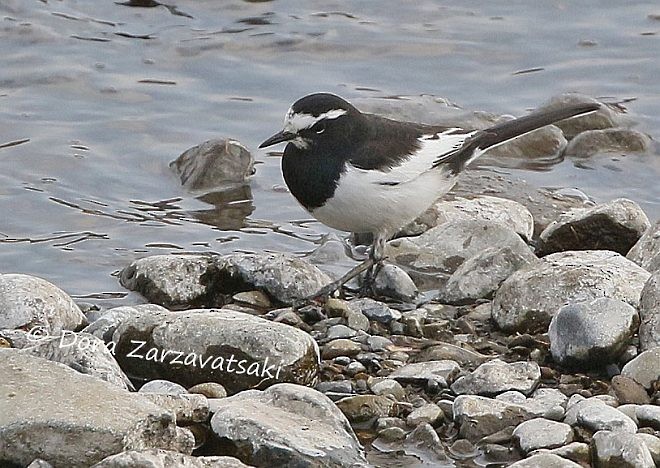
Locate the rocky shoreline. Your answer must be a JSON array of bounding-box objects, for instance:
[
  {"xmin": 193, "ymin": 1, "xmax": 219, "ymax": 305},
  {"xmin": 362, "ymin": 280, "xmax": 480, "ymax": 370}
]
[{"xmin": 1, "ymin": 94, "xmax": 659, "ymax": 467}]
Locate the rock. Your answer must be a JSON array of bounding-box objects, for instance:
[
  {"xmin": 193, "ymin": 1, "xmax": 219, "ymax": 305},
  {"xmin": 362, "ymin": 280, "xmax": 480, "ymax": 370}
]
[
  {"xmin": 377, "ymin": 426, "xmax": 407, "ymax": 442},
  {"xmin": 389, "ymin": 360, "xmax": 461, "ymax": 387},
  {"xmin": 326, "ymin": 324, "xmax": 357, "ymax": 340},
  {"xmin": 637, "ymin": 405, "xmax": 660, "ymax": 430},
  {"xmin": 575, "ymin": 401, "xmax": 638, "ymax": 433},
  {"xmin": 369, "ymin": 378, "xmax": 406, "ymax": 400},
  {"xmin": 636, "ymin": 433, "xmax": 660, "ymax": 466},
  {"xmin": 211, "ymin": 383, "xmax": 367, "ymax": 466},
  {"xmin": 401, "ymin": 195, "xmax": 535, "ymax": 241},
  {"xmin": 0, "ymin": 273, "xmax": 86, "ymax": 333},
  {"xmin": 628, "ymin": 220, "xmax": 660, "ymax": 272},
  {"xmin": 386, "ymin": 219, "xmax": 531, "ymax": 285},
  {"xmin": 531, "ymin": 442, "xmax": 591, "ymax": 466},
  {"xmin": 639, "ymin": 271, "xmax": 660, "ymax": 351},
  {"xmin": 440, "ymin": 245, "xmax": 537, "ymax": 304},
  {"xmin": 140, "ymin": 393, "xmax": 209, "ymax": 424},
  {"xmin": 548, "ymin": 298, "xmax": 639, "ymax": 368},
  {"xmin": 406, "ymin": 403, "xmax": 444, "ymax": 427},
  {"xmin": 0, "ymin": 350, "xmax": 191, "ymax": 467},
  {"xmin": 20, "ymin": 331, "xmax": 132, "ymax": 390},
  {"xmin": 322, "ymin": 339, "xmax": 361, "ymax": 359},
  {"xmin": 537, "ymin": 94, "xmax": 622, "ymax": 139},
  {"xmin": 232, "ymin": 290, "xmax": 272, "ymax": 309},
  {"xmin": 111, "ymin": 308, "xmax": 319, "ymax": 393},
  {"xmin": 512, "ymin": 418, "xmax": 574, "ymax": 453},
  {"xmin": 451, "ymin": 359, "xmax": 541, "ymax": 397},
  {"xmin": 492, "ymin": 250, "xmax": 650, "ymax": 333},
  {"xmin": 508, "ymin": 453, "xmax": 583, "ymax": 467},
  {"xmin": 592, "ymin": 430, "xmax": 654, "ymax": 468},
  {"xmin": 367, "ymin": 335, "xmax": 393, "ymax": 352},
  {"xmin": 403, "ymin": 422, "xmax": 450, "ymax": 463},
  {"xmin": 371, "ymin": 263, "xmax": 419, "ymax": 302},
  {"xmin": 564, "ymin": 128, "xmax": 652, "ymax": 157},
  {"xmin": 415, "ymin": 342, "xmax": 489, "ymax": 367},
  {"xmin": 348, "ymin": 298, "xmax": 401, "ymax": 324},
  {"xmin": 84, "ymin": 304, "xmax": 168, "ymax": 343},
  {"xmin": 453, "ymin": 395, "xmax": 536, "ymax": 443},
  {"xmin": 120, "ymin": 253, "xmax": 331, "ymax": 308},
  {"xmin": 92, "ymin": 449, "xmax": 250, "ymax": 468},
  {"xmin": 139, "ymin": 379, "xmax": 188, "ymax": 395},
  {"xmin": 187, "ymin": 382, "xmax": 227, "ymax": 399},
  {"xmin": 611, "ymin": 375, "xmax": 651, "ymax": 405},
  {"xmin": 621, "ymin": 347, "xmax": 660, "ymax": 389},
  {"xmin": 26, "ymin": 460, "xmax": 54, "ymax": 468},
  {"xmin": 335, "ymin": 394, "xmax": 397, "ymax": 423},
  {"xmin": 315, "ymin": 380, "xmax": 353, "ymax": 397},
  {"xmin": 500, "ymin": 388, "xmax": 568, "ymax": 420},
  {"xmin": 537, "ymin": 198, "xmax": 650, "ymax": 256},
  {"xmin": 170, "ymin": 139, "xmax": 254, "ymax": 191}
]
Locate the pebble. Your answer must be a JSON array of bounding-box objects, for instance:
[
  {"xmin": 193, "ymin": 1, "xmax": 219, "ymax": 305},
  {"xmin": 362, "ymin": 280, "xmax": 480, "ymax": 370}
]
[
  {"xmin": 322, "ymin": 339, "xmax": 362, "ymax": 359},
  {"xmin": 406, "ymin": 403, "xmax": 444, "ymax": 427},
  {"xmin": 512, "ymin": 418, "xmax": 574, "ymax": 453},
  {"xmin": 369, "ymin": 378, "xmax": 406, "ymax": 400},
  {"xmin": 451, "ymin": 359, "xmax": 541, "ymax": 397},
  {"xmin": 349, "ymin": 298, "xmax": 402, "ymax": 324},
  {"xmin": 389, "ymin": 360, "xmax": 461, "ymax": 387}
]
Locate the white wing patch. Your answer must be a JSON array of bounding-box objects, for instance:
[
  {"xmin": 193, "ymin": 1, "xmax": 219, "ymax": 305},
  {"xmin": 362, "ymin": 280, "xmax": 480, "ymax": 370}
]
[
  {"xmin": 283, "ymin": 108, "xmax": 347, "ymax": 134},
  {"xmin": 372, "ymin": 128, "xmax": 478, "ymax": 185}
]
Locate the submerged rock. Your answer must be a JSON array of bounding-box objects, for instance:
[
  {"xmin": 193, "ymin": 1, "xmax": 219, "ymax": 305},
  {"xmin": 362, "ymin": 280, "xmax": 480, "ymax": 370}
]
[
  {"xmin": 548, "ymin": 298, "xmax": 639, "ymax": 368},
  {"xmin": 450, "ymin": 359, "xmax": 541, "ymax": 397},
  {"xmin": 639, "ymin": 270, "xmax": 660, "ymax": 351},
  {"xmin": 170, "ymin": 139, "xmax": 254, "ymax": 191},
  {"xmin": 0, "ymin": 273, "xmax": 86, "ymax": 333},
  {"xmin": 537, "ymin": 198, "xmax": 650, "ymax": 256},
  {"xmin": 0, "ymin": 350, "xmax": 191, "ymax": 467},
  {"xmin": 210, "ymin": 383, "xmax": 368, "ymax": 467},
  {"xmin": 564, "ymin": 128, "xmax": 652, "ymax": 157},
  {"xmin": 120, "ymin": 253, "xmax": 331, "ymax": 308},
  {"xmin": 492, "ymin": 250, "xmax": 650, "ymax": 333},
  {"xmin": 628, "ymin": 220, "xmax": 660, "ymax": 272},
  {"xmin": 111, "ymin": 308, "xmax": 319, "ymax": 393}
]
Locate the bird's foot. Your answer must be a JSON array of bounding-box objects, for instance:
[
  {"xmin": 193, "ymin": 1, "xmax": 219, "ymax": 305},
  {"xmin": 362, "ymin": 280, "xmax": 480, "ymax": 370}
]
[
  {"xmin": 358, "ymin": 257, "xmax": 386, "ymax": 298},
  {"xmin": 292, "ymin": 257, "xmax": 376, "ymax": 310}
]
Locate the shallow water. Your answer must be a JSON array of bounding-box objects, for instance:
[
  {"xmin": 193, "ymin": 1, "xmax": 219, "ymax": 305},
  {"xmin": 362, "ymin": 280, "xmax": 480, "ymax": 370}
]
[{"xmin": 1, "ymin": 0, "xmax": 659, "ymax": 314}]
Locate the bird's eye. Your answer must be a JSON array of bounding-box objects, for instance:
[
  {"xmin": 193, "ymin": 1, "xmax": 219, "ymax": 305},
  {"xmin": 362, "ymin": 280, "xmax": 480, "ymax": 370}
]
[{"xmin": 314, "ymin": 122, "xmax": 326, "ymax": 134}]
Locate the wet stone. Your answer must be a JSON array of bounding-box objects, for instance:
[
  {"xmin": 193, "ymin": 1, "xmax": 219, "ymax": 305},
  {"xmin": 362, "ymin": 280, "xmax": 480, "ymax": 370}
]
[
  {"xmin": 389, "ymin": 360, "xmax": 461, "ymax": 387},
  {"xmin": 492, "ymin": 250, "xmax": 650, "ymax": 333},
  {"xmin": 639, "ymin": 270, "xmax": 660, "ymax": 351},
  {"xmin": 537, "ymin": 198, "xmax": 650, "ymax": 256},
  {"xmin": 564, "ymin": 128, "xmax": 652, "ymax": 157},
  {"xmin": 627, "ymin": 219, "xmax": 660, "ymax": 273},
  {"xmin": 348, "ymin": 298, "xmax": 401, "ymax": 324},
  {"xmin": 0, "ymin": 273, "xmax": 87, "ymax": 334},
  {"xmin": 450, "ymin": 359, "xmax": 541, "ymax": 397},
  {"xmin": 210, "ymin": 383, "xmax": 367, "ymax": 467},
  {"xmin": 512, "ymin": 418, "xmax": 574, "ymax": 453},
  {"xmin": 621, "ymin": 347, "xmax": 660, "ymax": 389},
  {"xmin": 548, "ymin": 298, "xmax": 639, "ymax": 368},
  {"xmin": 592, "ymin": 430, "xmax": 655, "ymax": 468},
  {"xmin": 537, "ymin": 93, "xmax": 621, "ymax": 139}
]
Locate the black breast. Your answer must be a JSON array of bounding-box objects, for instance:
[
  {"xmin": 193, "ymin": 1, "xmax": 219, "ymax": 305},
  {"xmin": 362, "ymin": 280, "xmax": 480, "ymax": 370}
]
[{"xmin": 281, "ymin": 144, "xmax": 345, "ymax": 211}]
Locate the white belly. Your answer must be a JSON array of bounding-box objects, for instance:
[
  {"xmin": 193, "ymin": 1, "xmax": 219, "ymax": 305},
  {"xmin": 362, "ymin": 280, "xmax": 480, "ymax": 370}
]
[{"xmin": 311, "ymin": 164, "xmax": 457, "ymax": 237}]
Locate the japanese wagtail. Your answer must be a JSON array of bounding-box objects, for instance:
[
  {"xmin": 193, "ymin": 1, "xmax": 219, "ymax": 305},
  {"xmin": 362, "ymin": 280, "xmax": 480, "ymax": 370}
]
[{"xmin": 259, "ymin": 93, "xmax": 599, "ymax": 302}]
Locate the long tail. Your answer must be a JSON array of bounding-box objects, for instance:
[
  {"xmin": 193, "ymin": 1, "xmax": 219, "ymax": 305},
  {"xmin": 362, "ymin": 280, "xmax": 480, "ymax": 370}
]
[{"xmin": 444, "ymin": 102, "xmax": 600, "ymax": 174}]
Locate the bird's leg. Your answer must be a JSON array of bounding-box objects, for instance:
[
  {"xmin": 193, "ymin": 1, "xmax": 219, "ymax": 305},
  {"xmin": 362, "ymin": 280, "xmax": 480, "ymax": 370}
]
[{"xmin": 360, "ymin": 233, "xmax": 387, "ymax": 296}]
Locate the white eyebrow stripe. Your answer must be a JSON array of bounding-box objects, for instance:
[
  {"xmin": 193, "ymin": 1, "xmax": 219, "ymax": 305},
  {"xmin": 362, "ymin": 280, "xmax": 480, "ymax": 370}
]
[{"xmin": 284, "ymin": 108, "xmax": 347, "ymax": 133}]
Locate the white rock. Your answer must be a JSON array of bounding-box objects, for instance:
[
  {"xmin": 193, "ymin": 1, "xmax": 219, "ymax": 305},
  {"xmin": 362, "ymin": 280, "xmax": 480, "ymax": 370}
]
[
  {"xmin": 450, "ymin": 359, "xmax": 541, "ymax": 396},
  {"xmin": 621, "ymin": 347, "xmax": 660, "ymax": 389},
  {"xmin": 512, "ymin": 418, "xmax": 574, "ymax": 454},
  {"xmin": 592, "ymin": 430, "xmax": 654, "ymax": 468}
]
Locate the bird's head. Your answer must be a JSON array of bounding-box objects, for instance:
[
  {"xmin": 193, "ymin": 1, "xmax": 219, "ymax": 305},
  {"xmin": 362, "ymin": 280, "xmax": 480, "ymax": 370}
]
[{"xmin": 259, "ymin": 93, "xmax": 362, "ymax": 150}]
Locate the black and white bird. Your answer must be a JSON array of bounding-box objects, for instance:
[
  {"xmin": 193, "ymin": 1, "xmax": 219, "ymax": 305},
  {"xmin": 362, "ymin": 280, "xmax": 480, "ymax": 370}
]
[{"xmin": 260, "ymin": 93, "xmax": 599, "ymax": 300}]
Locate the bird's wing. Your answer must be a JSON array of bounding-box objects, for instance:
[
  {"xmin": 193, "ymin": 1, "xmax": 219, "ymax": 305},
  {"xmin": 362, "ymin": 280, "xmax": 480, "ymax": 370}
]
[{"xmin": 351, "ymin": 128, "xmax": 478, "ymax": 186}]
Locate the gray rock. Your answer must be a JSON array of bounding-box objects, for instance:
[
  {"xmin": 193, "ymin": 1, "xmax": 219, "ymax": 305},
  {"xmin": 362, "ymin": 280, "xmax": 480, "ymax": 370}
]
[
  {"xmin": 576, "ymin": 402, "xmax": 638, "ymax": 433},
  {"xmin": 0, "ymin": 350, "xmax": 191, "ymax": 467},
  {"xmin": 537, "ymin": 198, "xmax": 650, "ymax": 256},
  {"xmin": 20, "ymin": 331, "xmax": 132, "ymax": 390},
  {"xmin": 621, "ymin": 347, "xmax": 660, "ymax": 389},
  {"xmin": 492, "ymin": 250, "xmax": 650, "ymax": 333},
  {"xmin": 92, "ymin": 449, "xmax": 251, "ymax": 467},
  {"xmin": 415, "ymin": 343, "xmax": 489, "ymax": 367},
  {"xmin": 140, "ymin": 393, "xmax": 209, "ymax": 424},
  {"xmin": 611, "ymin": 375, "xmax": 651, "ymax": 405},
  {"xmin": 367, "ymin": 335, "xmax": 393, "ymax": 352},
  {"xmin": 453, "ymin": 395, "xmax": 536, "ymax": 442},
  {"xmin": 530, "ymin": 442, "xmax": 591, "ymax": 466},
  {"xmin": 628, "ymin": 219, "xmax": 660, "ymax": 272},
  {"xmin": 592, "ymin": 430, "xmax": 654, "ymax": 468},
  {"xmin": 636, "ymin": 433, "xmax": 660, "ymax": 466},
  {"xmin": 441, "ymin": 245, "xmax": 537, "ymax": 304},
  {"xmin": 371, "ymin": 263, "xmax": 419, "ymax": 302},
  {"xmin": 548, "ymin": 298, "xmax": 639, "ymax": 368},
  {"xmin": 348, "ymin": 298, "xmax": 401, "ymax": 324},
  {"xmin": 139, "ymin": 379, "xmax": 188, "ymax": 395},
  {"xmin": 637, "ymin": 405, "xmax": 660, "ymax": 430},
  {"xmin": 512, "ymin": 418, "xmax": 574, "ymax": 453},
  {"xmin": 120, "ymin": 253, "xmax": 331, "ymax": 308},
  {"xmin": 406, "ymin": 403, "xmax": 444, "ymax": 427},
  {"xmin": 187, "ymin": 382, "xmax": 227, "ymax": 399},
  {"xmin": 326, "ymin": 324, "xmax": 357, "ymax": 340},
  {"xmin": 508, "ymin": 453, "xmax": 583, "ymax": 467},
  {"xmin": 170, "ymin": 139, "xmax": 254, "ymax": 191},
  {"xmin": 537, "ymin": 93, "xmax": 622, "ymax": 139},
  {"xmin": 401, "ymin": 195, "xmax": 535, "ymax": 241},
  {"xmin": 451, "ymin": 359, "xmax": 541, "ymax": 397},
  {"xmin": 111, "ymin": 308, "xmax": 319, "ymax": 393},
  {"xmin": 389, "ymin": 360, "xmax": 461, "ymax": 386},
  {"xmin": 564, "ymin": 128, "xmax": 652, "ymax": 157},
  {"xmin": 639, "ymin": 271, "xmax": 660, "ymax": 351},
  {"xmin": 498, "ymin": 388, "xmax": 569, "ymax": 420},
  {"xmin": 0, "ymin": 273, "xmax": 86, "ymax": 334},
  {"xmin": 84, "ymin": 304, "xmax": 168, "ymax": 343},
  {"xmin": 211, "ymin": 383, "xmax": 367, "ymax": 467},
  {"xmin": 335, "ymin": 394, "xmax": 397, "ymax": 423},
  {"xmin": 369, "ymin": 378, "xmax": 406, "ymax": 400},
  {"xmin": 403, "ymin": 422, "xmax": 450, "ymax": 463},
  {"xmin": 386, "ymin": 219, "xmax": 531, "ymax": 285},
  {"xmin": 322, "ymin": 339, "xmax": 361, "ymax": 359}
]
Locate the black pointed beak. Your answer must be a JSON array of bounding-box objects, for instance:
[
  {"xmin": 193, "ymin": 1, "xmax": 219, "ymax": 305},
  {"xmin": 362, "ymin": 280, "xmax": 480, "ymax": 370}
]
[{"xmin": 259, "ymin": 130, "xmax": 296, "ymax": 149}]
